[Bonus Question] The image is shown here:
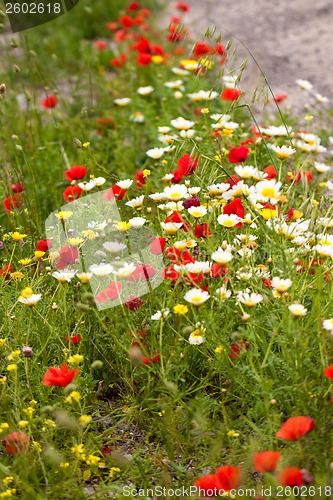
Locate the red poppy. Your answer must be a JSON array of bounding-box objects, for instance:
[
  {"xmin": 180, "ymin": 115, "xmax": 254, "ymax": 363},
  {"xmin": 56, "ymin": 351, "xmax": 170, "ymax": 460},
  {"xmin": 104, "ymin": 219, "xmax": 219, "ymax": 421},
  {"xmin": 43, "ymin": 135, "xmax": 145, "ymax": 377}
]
[
  {"xmin": 42, "ymin": 363, "xmax": 80, "ymax": 387},
  {"xmin": 223, "ymin": 198, "xmax": 244, "ymax": 219},
  {"xmin": 324, "ymin": 365, "xmax": 333, "ymax": 379},
  {"xmin": 127, "ymin": 1, "xmax": 140, "ymax": 10},
  {"xmin": 106, "ymin": 21, "xmax": 118, "ymax": 31},
  {"xmin": 150, "ymin": 237, "xmax": 167, "ymax": 254},
  {"xmin": 175, "ymin": 1, "xmax": 189, "ymax": 12},
  {"xmin": 276, "ymin": 467, "xmax": 304, "ymax": 487},
  {"xmin": 193, "ymin": 474, "xmax": 217, "ymax": 496},
  {"xmin": 263, "ymin": 164, "xmax": 277, "ymax": 180},
  {"xmin": 0, "ymin": 264, "xmax": 13, "ymax": 277},
  {"xmin": 65, "ymin": 334, "xmax": 81, "ymax": 345},
  {"xmin": 137, "ymin": 53, "xmax": 152, "ymax": 66},
  {"xmin": 228, "ymin": 146, "xmax": 249, "ymax": 164},
  {"xmin": 36, "ymin": 239, "xmax": 52, "ymax": 252},
  {"xmin": 221, "ymin": 88, "xmax": 241, "ymax": 101},
  {"xmin": 139, "ymin": 8, "xmax": 151, "ymax": 17},
  {"xmin": 63, "ymin": 185, "xmax": 83, "ymax": 203},
  {"xmin": 64, "ymin": 165, "xmax": 88, "ymax": 182},
  {"xmin": 141, "ymin": 351, "xmax": 160, "ymax": 365},
  {"xmin": 58, "ymin": 246, "xmax": 78, "ymax": 266},
  {"xmin": 3, "ymin": 194, "xmax": 23, "ymax": 212},
  {"xmin": 253, "ymin": 451, "xmax": 281, "ymax": 473},
  {"xmin": 42, "ymin": 95, "xmax": 58, "ymax": 108},
  {"xmin": 2, "ymin": 432, "xmax": 29, "ymax": 454},
  {"xmin": 210, "ymin": 263, "xmax": 227, "ymax": 278},
  {"xmin": 273, "ymin": 93, "xmax": 287, "ymax": 103},
  {"xmin": 193, "ymin": 41, "xmax": 211, "ymax": 57},
  {"xmin": 119, "ymin": 15, "xmax": 133, "ymax": 29},
  {"xmin": 214, "ymin": 43, "xmax": 225, "ymax": 56},
  {"xmin": 124, "ymin": 295, "xmax": 144, "ymax": 310},
  {"xmin": 102, "ymin": 185, "xmax": 127, "ymax": 202},
  {"xmin": 229, "ymin": 340, "xmax": 250, "ymax": 359},
  {"xmin": 177, "ymin": 153, "xmax": 199, "ymax": 176},
  {"xmin": 162, "ymin": 266, "xmax": 179, "ymax": 282},
  {"xmin": 295, "ymin": 171, "xmax": 312, "ymax": 183},
  {"xmin": 94, "ymin": 40, "xmax": 107, "ymax": 51},
  {"xmin": 128, "ymin": 264, "xmax": 156, "ymax": 281},
  {"xmin": 194, "ymin": 223, "xmax": 211, "ymax": 238},
  {"xmin": 110, "ymin": 54, "xmax": 127, "ymax": 67},
  {"xmin": 10, "ymin": 181, "xmax": 25, "ymax": 193},
  {"xmin": 215, "ymin": 465, "xmax": 241, "ymax": 491},
  {"xmin": 276, "ymin": 416, "xmax": 315, "ymax": 440}
]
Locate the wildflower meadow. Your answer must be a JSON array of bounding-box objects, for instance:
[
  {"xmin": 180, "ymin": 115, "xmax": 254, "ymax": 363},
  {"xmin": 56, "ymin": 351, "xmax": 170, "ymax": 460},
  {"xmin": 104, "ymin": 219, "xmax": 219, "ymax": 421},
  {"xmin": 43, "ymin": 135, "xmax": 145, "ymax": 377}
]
[{"xmin": 0, "ymin": 1, "xmax": 333, "ymax": 498}]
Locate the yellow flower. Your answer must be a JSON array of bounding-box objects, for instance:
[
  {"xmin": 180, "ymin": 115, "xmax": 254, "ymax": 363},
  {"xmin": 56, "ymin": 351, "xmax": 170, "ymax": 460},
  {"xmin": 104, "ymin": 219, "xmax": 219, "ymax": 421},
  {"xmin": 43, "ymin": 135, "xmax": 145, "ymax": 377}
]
[
  {"xmin": 18, "ymin": 259, "xmax": 32, "ymax": 266},
  {"xmin": 67, "ymin": 238, "xmax": 84, "ymax": 246},
  {"xmin": 173, "ymin": 304, "xmax": 189, "ymax": 315},
  {"xmin": 2, "ymin": 477, "xmax": 14, "ymax": 486},
  {"xmin": 20, "ymin": 287, "xmax": 33, "ymax": 298},
  {"xmin": 6, "ymin": 364, "xmax": 17, "ymax": 372},
  {"xmin": 0, "ymin": 423, "xmax": 9, "ymax": 430},
  {"xmin": 10, "ymin": 272, "xmax": 24, "ymax": 280},
  {"xmin": 34, "ymin": 250, "xmax": 45, "ymax": 259},
  {"xmin": 23, "ymin": 406, "xmax": 35, "ymax": 419},
  {"xmin": 260, "ymin": 208, "xmax": 277, "ymax": 220},
  {"xmin": 65, "ymin": 391, "xmax": 81, "ymax": 404},
  {"xmin": 19, "ymin": 420, "xmax": 28, "ymax": 428},
  {"xmin": 43, "ymin": 419, "xmax": 56, "ymax": 429},
  {"xmin": 311, "ymin": 199, "xmax": 319, "ymax": 207},
  {"xmin": 79, "ymin": 415, "xmax": 92, "ymax": 427},
  {"xmin": 71, "ymin": 443, "xmax": 86, "ymax": 458},
  {"xmin": 60, "ymin": 462, "xmax": 70, "ymax": 468},
  {"xmin": 85, "ymin": 454, "xmax": 100, "ymax": 466},
  {"xmin": 7, "ymin": 350, "xmax": 20, "ymax": 361},
  {"xmin": 109, "ymin": 467, "xmax": 121, "ymax": 478},
  {"xmin": 55, "ymin": 211, "xmax": 73, "ymax": 221},
  {"xmin": 0, "ymin": 489, "xmax": 16, "ymax": 498},
  {"xmin": 10, "ymin": 232, "xmax": 27, "ymax": 242},
  {"xmin": 83, "ymin": 142, "xmax": 90, "ymax": 148},
  {"xmin": 151, "ymin": 55, "xmax": 164, "ymax": 64},
  {"xmin": 214, "ymin": 346, "xmax": 225, "ymax": 354},
  {"xmin": 32, "ymin": 441, "xmax": 42, "ymax": 452},
  {"xmin": 68, "ymin": 354, "xmax": 84, "ymax": 365},
  {"xmin": 227, "ymin": 430, "xmax": 240, "ymax": 438},
  {"xmin": 142, "ymin": 169, "xmax": 151, "ymax": 178},
  {"xmin": 81, "ymin": 230, "xmax": 96, "ymax": 240},
  {"xmin": 0, "ymin": 377, "xmax": 7, "ymax": 384},
  {"xmin": 222, "ymin": 128, "xmax": 233, "ymax": 137},
  {"xmin": 114, "ymin": 221, "xmax": 131, "ymax": 232},
  {"xmin": 304, "ymin": 115, "xmax": 313, "ymax": 121},
  {"xmin": 201, "ymin": 108, "xmax": 209, "ymax": 114},
  {"xmin": 0, "ymin": 338, "xmax": 7, "ymax": 346}
]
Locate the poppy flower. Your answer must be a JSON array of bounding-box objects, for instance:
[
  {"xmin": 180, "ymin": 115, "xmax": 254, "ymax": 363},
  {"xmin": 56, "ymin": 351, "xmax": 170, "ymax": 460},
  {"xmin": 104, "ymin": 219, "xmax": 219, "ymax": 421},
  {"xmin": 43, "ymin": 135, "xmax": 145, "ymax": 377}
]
[
  {"xmin": 94, "ymin": 40, "xmax": 107, "ymax": 51},
  {"xmin": 3, "ymin": 195, "xmax": 23, "ymax": 212},
  {"xmin": 64, "ymin": 165, "xmax": 88, "ymax": 182},
  {"xmin": 276, "ymin": 416, "xmax": 315, "ymax": 440},
  {"xmin": 324, "ymin": 365, "xmax": 333, "ymax": 379},
  {"xmin": 10, "ymin": 181, "xmax": 25, "ymax": 193},
  {"xmin": 141, "ymin": 351, "xmax": 160, "ymax": 365},
  {"xmin": 102, "ymin": 185, "xmax": 127, "ymax": 202},
  {"xmin": 36, "ymin": 239, "xmax": 52, "ymax": 252},
  {"xmin": 183, "ymin": 196, "xmax": 200, "ymax": 209},
  {"xmin": 42, "ymin": 95, "xmax": 58, "ymax": 108},
  {"xmin": 63, "ymin": 185, "xmax": 83, "ymax": 203},
  {"xmin": 119, "ymin": 15, "xmax": 133, "ymax": 29},
  {"xmin": 229, "ymin": 340, "xmax": 250, "ymax": 359},
  {"xmin": 0, "ymin": 264, "xmax": 13, "ymax": 277},
  {"xmin": 228, "ymin": 146, "xmax": 249, "ymax": 164},
  {"xmin": 42, "ymin": 363, "xmax": 80, "ymax": 387},
  {"xmin": 2, "ymin": 431, "xmax": 29, "ymax": 454},
  {"xmin": 221, "ymin": 88, "xmax": 241, "ymax": 101},
  {"xmin": 273, "ymin": 93, "xmax": 288, "ymax": 103},
  {"xmin": 127, "ymin": 1, "xmax": 140, "ymax": 10},
  {"xmin": 124, "ymin": 295, "xmax": 144, "ymax": 310},
  {"xmin": 128, "ymin": 264, "xmax": 156, "ymax": 282},
  {"xmin": 263, "ymin": 164, "xmax": 277, "ymax": 180},
  {"xmin": 137, "ymin": 53, "xmax": 152, "ymax": 66},
  {"xmin": 65, "ymin": 334, "xmax": 81, "ymax": 345},
  {"xmin": 210, "ymin": 263, "xmax": 227, "ymax": 278},
  {"xmin": 215, "ymin": 465, "xmax": 241, "ymax": 491},
  {"xmin": 253, "ymin": 451, "xmax": 281, "ymax": 473},
  {"xmin": 194, "ymin": 223, "xmax": 211, "ymax": 238},
  {"xmin": 177, "ymin": 154, "xmax": 199, "ymax": 177},
  {"xmin": 193, "ymin": 41, "xmax": 211, "ymax": 57},
  {"xmin": 162, "ymin": 266, "xmax": 179, "ymax": 283},
  {"xmin": 276, "ymin": 467, "xmax": 304, "ymax": 486},
  {"xmin": 223, "ymin": 198, "xmax": 244, "ymax": 219},
  {"xmin": 295, "ymin": 171, "xmax": 312, "ymax": 183},
  {"xmin": 150, "ymin": 237, "xmax": 167, "ymax": 254},
  {"xmin": 110, "ymin": 54, "xmax": 127, "ymax": 67},
  {"xmin": 59, "ymin": 246, "xmax": 78, "ymax": 266},
  {"xmin": 193, "ymin": 474, "xmax": 217, "ymax": 496},
  {"xmin": 175, "ymin": 1, "xmax": 189, "ymax": 12}
]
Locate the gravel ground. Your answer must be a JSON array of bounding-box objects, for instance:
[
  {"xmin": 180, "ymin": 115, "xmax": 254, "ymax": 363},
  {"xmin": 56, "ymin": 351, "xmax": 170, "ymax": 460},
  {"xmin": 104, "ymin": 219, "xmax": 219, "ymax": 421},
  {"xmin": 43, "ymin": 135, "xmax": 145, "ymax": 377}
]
[{"xmin": 173, "ymin": 0, "xmax": 333, "ymax": 111}]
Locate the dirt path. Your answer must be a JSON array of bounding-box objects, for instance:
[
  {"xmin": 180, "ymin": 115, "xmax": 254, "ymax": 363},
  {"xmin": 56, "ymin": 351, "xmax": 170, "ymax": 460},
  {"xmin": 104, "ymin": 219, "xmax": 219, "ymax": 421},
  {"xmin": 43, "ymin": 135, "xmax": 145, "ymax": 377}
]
[{"xmin": 174, "ymin": 0, "xmax": 333, "ymax": 110}]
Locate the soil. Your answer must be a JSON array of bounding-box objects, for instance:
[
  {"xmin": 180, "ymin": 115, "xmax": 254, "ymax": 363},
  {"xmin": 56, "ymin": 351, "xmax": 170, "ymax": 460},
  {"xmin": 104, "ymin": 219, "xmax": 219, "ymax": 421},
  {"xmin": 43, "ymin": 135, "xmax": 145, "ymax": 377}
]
[{"xmin": 170, "ymin": 0, "xmax": 333, "ymax": 112}]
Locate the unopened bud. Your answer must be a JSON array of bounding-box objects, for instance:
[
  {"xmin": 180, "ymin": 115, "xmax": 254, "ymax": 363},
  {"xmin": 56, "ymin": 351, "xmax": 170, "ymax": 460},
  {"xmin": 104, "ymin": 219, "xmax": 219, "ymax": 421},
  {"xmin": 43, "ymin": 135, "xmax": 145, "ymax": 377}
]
[
  {"xmin": 22, "ymin": 345, "xmax": 33, "ymax": 358},
  {"xmin": 11, "ymin": 38, "xmax": 19, "ymax": 48},
  {"xmin": 91, "ymin": 360, "xmax": 103, "ymax": 370},
  {"xmin": 76, "ymin": 303, "xmax": 90, "ymax": 312},
  {"xmin": 13, "ymin": 64, "xmax": 20, "ymax": 73},
  {"xmin": 0, "ymin": 83, "xmax": 6, "ymax": 95},
  {"xmin": 25, "ymin": 91, "xmax": 32, "ymax": 102},
  {"xmin": 73, "ymin": 137, "xmax": 82, "ymax": 148},
  {"xmin": 129, "ymin": 345, "xmax": 143, "ymax": 365}
]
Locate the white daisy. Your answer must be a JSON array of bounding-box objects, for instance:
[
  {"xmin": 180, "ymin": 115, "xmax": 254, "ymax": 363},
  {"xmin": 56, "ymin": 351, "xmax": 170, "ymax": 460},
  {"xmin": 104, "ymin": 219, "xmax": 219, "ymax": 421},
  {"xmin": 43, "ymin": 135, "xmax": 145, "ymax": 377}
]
[
  {"xmin": 170, "ymin": 117, "xmax": 195, "ymax": 130},
  {"xmin": 184, "ymin": 288, "xmax": 210, "ymax": 306},
  {"xmin": 288, "ymin": 303, "xmax": 307, "ymax": 316}
]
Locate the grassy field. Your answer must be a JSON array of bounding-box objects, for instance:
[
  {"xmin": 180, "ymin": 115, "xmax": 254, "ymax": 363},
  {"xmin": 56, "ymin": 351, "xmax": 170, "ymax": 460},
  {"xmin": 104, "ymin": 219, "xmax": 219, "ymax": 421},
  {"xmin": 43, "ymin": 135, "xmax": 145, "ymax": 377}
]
[{"xmin": 0, "ymin": 1, "xmax": 333, "ymax": 498}]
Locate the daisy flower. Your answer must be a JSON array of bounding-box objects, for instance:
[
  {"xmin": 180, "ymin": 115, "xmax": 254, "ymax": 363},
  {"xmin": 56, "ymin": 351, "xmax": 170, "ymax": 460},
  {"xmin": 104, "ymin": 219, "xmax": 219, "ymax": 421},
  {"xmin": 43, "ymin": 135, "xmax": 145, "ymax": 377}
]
[
  {"xmin": 211, "ymin": 249, "xmax": 233, "ymax": 265},
  {"xmin": 237, "ymin": 290, "xmax": 263, "ymax": 307},
  {"xmin": 18, "ymin": 294, "xmax": 42, "ymax": 306},
  {"xmin": 137, "ymin": 86, "xmax": 155, "ymax": 95},
  {"xmin": 151, "ymin": 309, "xmax": 170, "ymax": 321},
  {"xmin": 163, "ymin": 184, "xmax": 188, "ymax": 201},
  {"xmin": 125, "ymin": 195, "xmax": 145, "ymax": 209},
  {"xmin": 170, "ymin": 117, "xmax": 195, "ymax": 130},
  {"xmin": 146, "ymin": 148, "xmax": 166, "ymax": 160},
  {"xmin": 255, "ymin": 179, "xmax": 282, "ymax": 204},
  {"xmin": 187, "ymin": 206, "xmax": 207, "ymax": 218},
  {"xmin": 288, "ymin": 303, "xmax": 307, "ymax": 316},
  {"xmin": 184, "ymin": 288, "xmax": 210, "ymax": 306},
  {"xmin": 217, "ymin": 213, "xmax": 243, "ymax": 228},
  {"xmin": 188, "ymin": 329, "xmax": 205, "ymax": 345},
  {"xmin": 271, "ymin": 277, "xmax": 292, "ymax": 293},
  {"xmin": 268, "ymin": 144, "xmax": 296, "ymax": 159},
  {"xmin": 52, "ymin": 270, "xmax": 77, "ymax": 283},
  {"xmin": 323, "ymin": 319, "xmax": 333, "ymax": 331}
]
